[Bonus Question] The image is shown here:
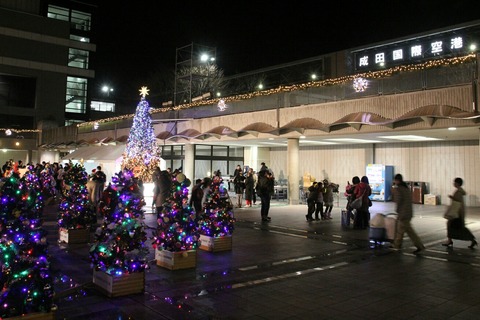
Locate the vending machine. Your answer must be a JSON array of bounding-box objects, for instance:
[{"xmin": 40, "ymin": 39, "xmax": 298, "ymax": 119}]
[{"xmin": 365, "ymin": 164, "xmax": 394, "ymax": 201}]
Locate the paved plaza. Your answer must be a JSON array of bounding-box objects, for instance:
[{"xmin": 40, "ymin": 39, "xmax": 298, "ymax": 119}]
[{"xmin": 45, "ymin": 196, "xmax": 480, "ymax": 320}]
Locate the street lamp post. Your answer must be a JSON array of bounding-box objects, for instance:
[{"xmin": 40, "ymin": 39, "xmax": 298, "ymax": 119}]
[{"xmin": 102, "ymin": 85, "xmax": 114, "ymax": 97}]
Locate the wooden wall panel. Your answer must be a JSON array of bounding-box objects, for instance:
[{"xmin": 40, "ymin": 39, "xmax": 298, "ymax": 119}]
[
  {"xmin": 375, "ymin": 140, "xmax": 480, "ymax": 206},
  {"xmin": 269, "ymin": 140, "xmax": 479, "ymax": 207}
]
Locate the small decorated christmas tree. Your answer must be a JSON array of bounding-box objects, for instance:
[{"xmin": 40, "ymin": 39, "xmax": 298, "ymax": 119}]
[
  {"xmin": 57, "ymin": 163, "xmax": 96, "ymax": 230},
  {"xmin": 198, "ymin": 176, "xmax": 235, "ymax": 238},
  {"xmin": 152, "ymin": 171, "xmax": 199, "ymax": 252},
  {"xmin": 0, "ymin": 170, "xmax": 54, "ymax": 318},
  {"xmin": 121, "ymin": 86, "xmax": 161, "ymax": 183},
  {"xmin": 90, "ymin": 169, "xmax": 149, "ymax": 275}
]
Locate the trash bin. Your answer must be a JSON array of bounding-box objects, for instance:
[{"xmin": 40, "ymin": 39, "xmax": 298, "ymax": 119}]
[{"xmin": 412, "ymin": 182, "xmax": 427, "ymax": 204}]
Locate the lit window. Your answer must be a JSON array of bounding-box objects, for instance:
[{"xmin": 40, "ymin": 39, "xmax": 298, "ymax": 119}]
[
  {"xmin": 68, "ymin": 48, "xmax": 89, "ymax": 69},
  {"xmin": 91, "ymin": 101, "xmax": 115, "ymax": 112},
  {"xmin": 66, "ymin": 77, "xmax": 87, "ymax": 114}
]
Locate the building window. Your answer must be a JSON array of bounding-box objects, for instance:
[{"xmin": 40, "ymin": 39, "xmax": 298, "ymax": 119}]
[
  {"xmin": 65, "ymin": 119, "xmax": 84, "ymax": 126},
  {"xmin": 70, "ymin": 35, "xmax": 90, "ymax": 43},
  {"xmin": 91, "ymin": 100, "xmax": 115, "ymax": 112},
  {"xmin": 66, "ymin": 77, "xmax": 87, "ymax": 114},
  {"xmin": 68, "ymin": 48, "xmax": 89, "ymax": 69},
  {"xmin": 71, "ymin": 10, "xmax": 91, "ymax": 31},
  {"xmin": 47, "ymin": 5, "xmax": 69, "ymax": 22},
  {"xmin": 47, "ymin": 5, "xmax": 91, "ymax": 31}
]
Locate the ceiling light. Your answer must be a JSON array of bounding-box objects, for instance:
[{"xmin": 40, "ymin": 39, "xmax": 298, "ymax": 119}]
[
  {"xmin": 299, "ymin": 135, "xmax": 306, "ymax": 139},
  {"xmin": 379, "ymin": 135, "xmax": 441, "ymax": 141},
  {"xmin": 448, "ymin": 127, "xmax": 457, "ymax": 131},
  {"xmin": 325, "ymin": 138, "xmax": 381, "ymax": 143},
  {"xmin": 299, "ymin": 140, "xmax": 338, "ymax": 145}
]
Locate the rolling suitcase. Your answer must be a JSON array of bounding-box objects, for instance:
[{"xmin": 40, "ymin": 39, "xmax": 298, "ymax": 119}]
[
  {"xmin": 369, "ymin": 213, "xmax": 386, "ymax": 244},
  {"xmin": 341, "ymin": 209, "xmax": 351, "ymax": 228},
  {"xmin": 384, "ymin": 213, "xmax": 398, "ymax": 242}
]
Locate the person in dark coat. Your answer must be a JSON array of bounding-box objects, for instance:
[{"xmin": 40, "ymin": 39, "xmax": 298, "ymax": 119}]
[
  {"xmin": 244, "ymin": 169, "xmax": 255, "ymax": 207},
  {"xmin": 442, "ymin": 177, "xmax": 477, "ymax": 248},
  {"xmin": 306, "ymin": 182, "xmax": 320, "ymax": 221},
  {"xmin": 189, "ymin": 179, "xmax": 204, "ymax": 219},
  {"xmin": 233, "ymin": 166, "xmax": 245, "ymax": 208},
  {"xmin": 345, "ymin": 176, "xmax": 360, "ymax": 222},
  {"xmin": 256, "ymin": 169, "xmax": 274, "ymax": 222},
  {"xmin": 154, "ymin": 170, "xmax": 172, "ymax": 217}
]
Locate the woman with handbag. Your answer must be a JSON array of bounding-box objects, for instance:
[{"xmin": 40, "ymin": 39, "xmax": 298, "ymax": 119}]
[
  {"xmin": 442, "ymin": 177, "xmax": 477, "ymax": 248},
  {"xmin": 353, "ymin": 176, "xmax": 371, "ymax": 229}
]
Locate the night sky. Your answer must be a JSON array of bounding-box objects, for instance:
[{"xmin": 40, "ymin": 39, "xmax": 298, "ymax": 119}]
[{"xmin": 93, "ymin": 0, "xmax": 480, "ymax": 101}]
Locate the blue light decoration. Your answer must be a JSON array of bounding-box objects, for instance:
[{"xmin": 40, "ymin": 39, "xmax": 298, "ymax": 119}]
[
  {"xmin": 0, "ymin": 169, "xmax": 54, "ymax": 318},
  {"xmin": 122, "ymin": 87, "xmax": 161, "ymax": 183},
  {"xmin": 152, "ymin": 172, "xmax": 199, "ymax": 252},
  {"xmin": 198, "ymin": 176, "xmax": 235, "ymax": 237},
  {"xmin": 57, "ymin": 162, "xmax": 96, "ymax": 230},
  {"xmin": 90, "ymin": 169, "xmax": 149, "ymax": 275}
]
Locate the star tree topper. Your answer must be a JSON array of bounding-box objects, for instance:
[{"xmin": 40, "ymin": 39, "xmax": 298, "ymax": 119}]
[{"xmin": 139, "ymin": 86, "xmax": 150, "ymax": 98}]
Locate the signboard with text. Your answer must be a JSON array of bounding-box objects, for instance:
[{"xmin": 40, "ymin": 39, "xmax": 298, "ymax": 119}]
[{"xmin": 353, "ymin": 28, "xmax": 476, "ymax": 71}]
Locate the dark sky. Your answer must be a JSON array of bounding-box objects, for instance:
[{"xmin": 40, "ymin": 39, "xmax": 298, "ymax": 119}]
[{"xmin": 93, "ymin": 0, "xmax": 480, "ymax": 99}]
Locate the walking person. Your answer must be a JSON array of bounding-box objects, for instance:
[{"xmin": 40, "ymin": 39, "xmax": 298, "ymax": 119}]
[
  {"xmin": 256, "ymin": 169, "xmax": 274, "ymax": 222},
  {"xmin": 392, "ymin": 174, "xmax": 425, "ymax": 254},
  {"xmin": 442, "ymin": 177, "xmax": 477, "ymax": 248}
]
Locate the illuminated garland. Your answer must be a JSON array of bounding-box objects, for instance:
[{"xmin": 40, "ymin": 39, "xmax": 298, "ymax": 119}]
[
  {"xmin": 78, "ymin": 54, "xmax": 476, "ymax": 127},
  {"xmin": 0, "ymin": 129, "xmax": 41, "ymax": 133}
]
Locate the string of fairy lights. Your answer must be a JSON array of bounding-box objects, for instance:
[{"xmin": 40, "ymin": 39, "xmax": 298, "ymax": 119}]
[{"xmin": 78, "ymin": 53, "xmax": 477, "ymax": 128}]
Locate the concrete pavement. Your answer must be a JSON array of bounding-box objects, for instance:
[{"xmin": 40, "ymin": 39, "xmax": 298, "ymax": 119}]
[{"xmin": 44, "ymin": 197, "xmax": 480, "ymax": 319}]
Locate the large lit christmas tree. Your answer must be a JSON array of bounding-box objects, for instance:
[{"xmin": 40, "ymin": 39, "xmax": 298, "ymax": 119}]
[
  {"xmin": 0, "ymin": 170, "xmax": 54, "ymax": 318},
  {"xmin": 152, "ymin": 172, "xmax": 199, "ymax": 252},
  {"xmin": 122, "ymin": 86, "xmax": 161, "ymax": 183},
  {"xmin": 90, "ymin": 169, "xmax": 149, "ymax": 275},
  {"xmin": 198, "ymin": 176, "xmax": 235, "ymax": 237},
  {"xmin": 57, "ymin": 163, "xmax": 96, "ymax": 230}
]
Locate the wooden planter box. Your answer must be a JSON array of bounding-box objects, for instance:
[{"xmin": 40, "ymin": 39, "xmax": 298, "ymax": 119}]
[
  {"xmin": 155, "ymin": 249, "xmax": 196, "ymax": 270},
  {"xmin": 93, "ymin": 269, "xmax": 145, "ymax": 297},
  {"xmin": 199, "ymin": 235, "xmax": 232, "ymax": 252},
  {"xmin": 9, "ymin": 311, "xmax": 55, "ymax": 320},
  {"xmin": 59, "ymin": 227, "xmax": 90, "ymax": 244}
]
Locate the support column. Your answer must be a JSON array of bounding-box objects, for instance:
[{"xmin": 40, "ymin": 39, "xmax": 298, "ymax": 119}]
[
  {"xmin": 184, "ymin": 143, "xmax": 195, "ymax": 191},
  {"xmin": 287, "ymin": 138, "xmax": 299, "ymax": 205},
  {"xmin": 365, "ymin": 144, "xmax": 375, "ymax": 166}
]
